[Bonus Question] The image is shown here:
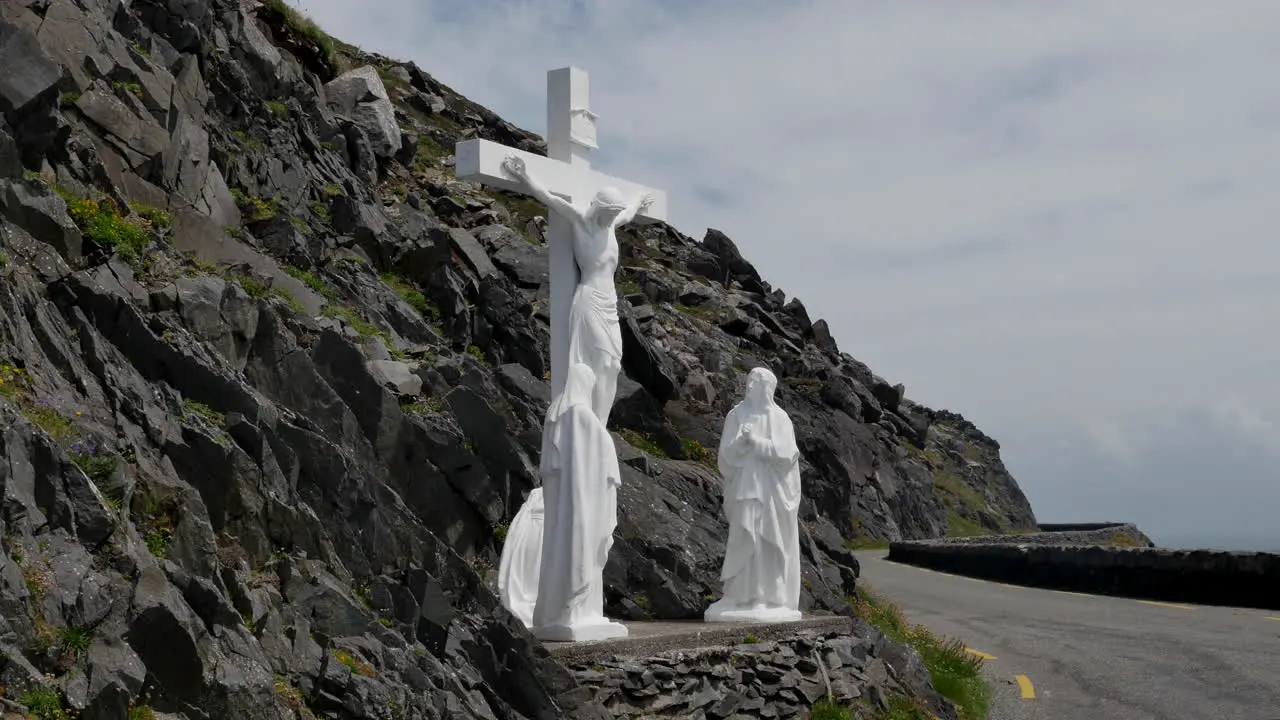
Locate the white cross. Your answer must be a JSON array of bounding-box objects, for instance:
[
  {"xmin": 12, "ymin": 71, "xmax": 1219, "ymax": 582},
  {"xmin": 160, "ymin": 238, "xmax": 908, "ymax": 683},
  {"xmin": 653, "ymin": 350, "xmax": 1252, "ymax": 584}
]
[{"xmin": 454, "ymin": 67, "xmax": 668, "ymax": 397}]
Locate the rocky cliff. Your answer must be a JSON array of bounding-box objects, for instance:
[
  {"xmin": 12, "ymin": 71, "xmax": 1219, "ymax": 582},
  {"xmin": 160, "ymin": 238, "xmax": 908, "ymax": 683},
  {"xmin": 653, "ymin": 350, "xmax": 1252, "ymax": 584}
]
[{"xmin": 0, "ymin": 0, "xmax": 1037, "ymax": 717}]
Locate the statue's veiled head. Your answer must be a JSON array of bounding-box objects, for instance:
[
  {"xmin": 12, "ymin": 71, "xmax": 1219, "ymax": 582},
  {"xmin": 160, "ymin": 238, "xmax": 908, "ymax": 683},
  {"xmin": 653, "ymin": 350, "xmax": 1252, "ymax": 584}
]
[
  {"xmin": 745, "ymin": 367, "xmax": 778, "ymax": 408},
  {"xmin": 564, "ymin": 363, "xmax": 598, "ymax": 407},
  {"xmin": 588, "ymin": 186, "xmax": 626, "ymax": 226}
]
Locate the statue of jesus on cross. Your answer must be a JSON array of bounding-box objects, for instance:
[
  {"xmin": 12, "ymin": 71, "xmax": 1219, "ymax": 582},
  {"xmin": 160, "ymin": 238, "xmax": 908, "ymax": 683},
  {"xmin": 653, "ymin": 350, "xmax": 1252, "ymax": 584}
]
[
  {"xmin": 499, "ymin": 154, "xmax": 653, "ymax": 427},
  {"xmin": 455, "ymin": 66, "xmax": 667, "ymax": 642}
]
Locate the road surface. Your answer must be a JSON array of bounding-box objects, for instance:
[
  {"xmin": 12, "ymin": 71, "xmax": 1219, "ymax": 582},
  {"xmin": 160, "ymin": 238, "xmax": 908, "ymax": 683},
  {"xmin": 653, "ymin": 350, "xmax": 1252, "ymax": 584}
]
[{"xmin": 854, "ymin": 550, "xmax": 1280, "ymax": 720}]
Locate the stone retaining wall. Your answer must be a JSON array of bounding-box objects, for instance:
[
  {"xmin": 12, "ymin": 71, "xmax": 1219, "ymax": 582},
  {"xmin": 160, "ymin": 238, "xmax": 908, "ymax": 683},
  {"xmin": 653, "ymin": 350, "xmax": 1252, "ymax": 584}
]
[
  {"xmin": 888, "ymin": 541, "xmax": 1280, "ymax": 610},
  {"xmin": 560, "ymin": 623, "xmax": 957, "ymax": 720},
  {"xmin": 923, "ymin": 522, "xmax": 1153, "ymax": 548}
]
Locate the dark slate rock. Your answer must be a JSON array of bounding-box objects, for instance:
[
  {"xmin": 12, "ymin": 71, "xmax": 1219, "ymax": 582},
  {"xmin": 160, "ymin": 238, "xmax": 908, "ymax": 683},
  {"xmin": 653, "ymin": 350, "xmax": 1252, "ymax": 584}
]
[
  {"xmin": 0, "ymin": 17, "xmax": 65, "ymax": 116},
  {"xmin": 0, "ymin": 121, "xmax": 21, "ymax": 178},
  {"xmin": 619, "ymin": 300, "xmax": 678, "ymax": 404},
  {"xmin": 478, "ymin": 224, "xmax": 548, "ymax": 289},
  {"xmin": 0, "ymin": 179, "xmax": 83, "ymax": 265}
]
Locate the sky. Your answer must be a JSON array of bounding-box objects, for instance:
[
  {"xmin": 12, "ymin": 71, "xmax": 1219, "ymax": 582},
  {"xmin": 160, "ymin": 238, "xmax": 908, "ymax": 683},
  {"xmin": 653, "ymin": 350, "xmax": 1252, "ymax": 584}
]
[{"xmin": 290, "ymin": 0, "xmax": 1280, "ymax": 550}]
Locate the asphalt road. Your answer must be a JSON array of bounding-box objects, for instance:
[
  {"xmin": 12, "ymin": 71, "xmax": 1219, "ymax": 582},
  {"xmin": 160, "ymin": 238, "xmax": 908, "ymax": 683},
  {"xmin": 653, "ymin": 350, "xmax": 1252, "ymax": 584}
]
[{"xmin": 854, "ymin": 550, "xmax": 1280, "ymax": 720}]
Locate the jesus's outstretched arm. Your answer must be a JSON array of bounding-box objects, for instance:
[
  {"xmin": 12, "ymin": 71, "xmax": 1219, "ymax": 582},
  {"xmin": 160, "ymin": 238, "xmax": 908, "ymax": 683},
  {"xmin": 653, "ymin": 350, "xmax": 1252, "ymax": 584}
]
[
  {"xmin": 612, "ymin": 192, "xmax": 654, "ymax": 228},
  {"xmin": 502, "ymin": 156, "xmax": 581, "ymax": 223}
]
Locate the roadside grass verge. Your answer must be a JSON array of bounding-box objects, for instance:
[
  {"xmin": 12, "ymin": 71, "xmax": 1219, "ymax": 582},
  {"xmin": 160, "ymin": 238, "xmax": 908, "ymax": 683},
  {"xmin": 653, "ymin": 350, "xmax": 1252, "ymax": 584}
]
[{"xmin": 850, "ymin": 583, "xmax": 991, "ymax": 720}]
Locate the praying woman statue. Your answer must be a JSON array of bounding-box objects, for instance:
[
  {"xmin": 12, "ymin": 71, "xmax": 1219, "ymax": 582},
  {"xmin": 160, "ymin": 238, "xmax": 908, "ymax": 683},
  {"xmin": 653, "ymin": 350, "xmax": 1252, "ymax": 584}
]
[
  {"xmin": 502, "ymin": 155, "xmax": 653, "ymax": 428},
  {"xmin": 705, "ymin": 367, "xmax": 804, "ymax": 624}
]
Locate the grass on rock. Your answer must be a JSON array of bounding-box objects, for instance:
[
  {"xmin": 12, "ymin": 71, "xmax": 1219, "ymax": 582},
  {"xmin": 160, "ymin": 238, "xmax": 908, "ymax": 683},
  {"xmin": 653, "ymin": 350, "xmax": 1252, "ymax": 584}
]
[
  {"xmin": 58, "ymin": 190, "xmax": 155, "ymax": 270},
  {"xmin": 849, "ymin": 584, "xmax": 991, "ymax": 720}
]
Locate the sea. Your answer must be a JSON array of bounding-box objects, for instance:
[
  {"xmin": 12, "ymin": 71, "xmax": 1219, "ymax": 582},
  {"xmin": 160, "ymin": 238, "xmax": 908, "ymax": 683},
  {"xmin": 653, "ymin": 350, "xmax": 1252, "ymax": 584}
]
[{"xmin": 1151, "ymin": 533, "xmax": 1280, "ymax": 553}]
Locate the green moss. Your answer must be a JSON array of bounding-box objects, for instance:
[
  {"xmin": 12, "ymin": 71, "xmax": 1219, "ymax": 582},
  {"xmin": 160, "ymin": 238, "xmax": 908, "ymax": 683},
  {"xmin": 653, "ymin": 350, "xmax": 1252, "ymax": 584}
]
[
  {"xmin": 131, "ymin": 202, "xmax": 172, "ymax": 230},
  {"xmin": 381, "ymin": 273, "xmax": 439, "ymax": 321},
  {"xmin": 18, "ymin": 685, "xmax": 71, "ymax": 720},
  {"xmin": 70, "ymin": 447, "xmax": 118, "ymax": 485},
  {"xmin": 133, "ymin": 491, "xmax": 176, "ymax": 559},
  {"xmin": 26, "ymin": 403, "xmax": 76, "ymax": 440},
  {"xmin": 850, "ymin": 584, "xmax": 990, "ymax": 720},
  {"xmin": 58, "ymin": 90, "xmax": 81, "ymax": 108},
  {"xmin": 266, "ymin": 100, "xmax": 290, "ymax": 117},
  {"xmin": 128, "ymin": 705, "xmax": 158, "ymax": 720},
  {"xmin": 0, "ymin": 251, "xmax": 8, "ymax": 267},
  {"xmin": 310, "ymin": 201, "xmax": 332, "ymax": 226},
  {"xmin": 401, "ymin": 398, "xmax": 442, "ymax": 415},
  {"xmin": 0, "ymin": 364, "xmax": 80, "ymax": 441},
  {"xmin": 229, "ymin": 188, "xmax": 279, "ymax": 222},
  {"xmin": 675, "ymin": 304, "xmax": 720, "ymax": 322},
  {"xmin": 413, "ymin": 136, "xmax": 449, "ymax": 172},
  {"xmin": 59, "ymin": 191, "xmax": 154, "ymax": 270},
  {"xmin": 260, "ymin": 0, "xmax": 337, "ymax": 70},
  {"xmin": 845, "ymin": 516, "xmax": 891, "ymax": 550},
  {"xmin": 182, "ymin": 398, "xmax": 225, "ymax": 426},
  {"xmin": 742, "ymin": 634, "xmax": 760, "ymax": 644},
  {"xmin": 232, "ymin": 274, "xmax": 304, "ymax": 314},
  {"xmin": 682, "ymin": 438, "xmax": 715, "ymax": 465},
  {"xmin": 322, "ymin": 304, "xmax": 380, "ymax": 338},
  {"xmin": 1103, "ymin": 530, "xmax": 1144, "ymax": 548},
  {"xmin": 376, "ymin": 66, "xmax": 409, "ymax": 93},
  {"xmin": 112, "ymin": 80, "xmax": 143, "ymax": 98},
  {"xmin": 809, "ymin": 698, "xmax": 852, "ymax": 720},
  {"xmin": 331, "ymin": 649, "xmax": 376, "ymax": 677},
  {"xmin": 932, "ymin": 466, "xmax": 989, "ymax": 538},
  {"xmin": 285, "ymin": 265, "xmax": 335, "ymax": 299},
  {"xmin": 232, "ymin": 130, "xmax": 264, "ymax": 151},
  {"xmin": 620, "ymin": 428, "xmax": 666, "ymax": 457},
  {"xmin": 946, "ymin": 511, "xmax": 987, "ymax": 538}
]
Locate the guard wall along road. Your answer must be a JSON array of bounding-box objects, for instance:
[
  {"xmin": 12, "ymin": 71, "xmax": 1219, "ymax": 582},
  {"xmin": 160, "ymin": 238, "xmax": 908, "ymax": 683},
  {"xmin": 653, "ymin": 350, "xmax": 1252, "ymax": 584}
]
[{"xmin": 888, "ymin": 537, "xmax": 1280, "ymax": 610}]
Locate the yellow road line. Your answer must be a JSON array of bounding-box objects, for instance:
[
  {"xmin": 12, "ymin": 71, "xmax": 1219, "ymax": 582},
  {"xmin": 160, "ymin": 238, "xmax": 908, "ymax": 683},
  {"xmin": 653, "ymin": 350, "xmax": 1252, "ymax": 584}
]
[
  {"xmin": 1053, "ymin": 589, "xmax": 1093, "ymax": 597},
  {"xmin": 1265, "ymin": 616, "xmax": 1280, "ymax": 621},
  {"xmin": 1136, "ymin": 600, "xmax": 1195, "ymax": 611},
  {"xmin": 1015, "ymin": 674, "xmax": 1036, "ymax": 699},
  {"xmin": 997, "ymin": 583, "xmax": 1022, "ymax": 589},
  {"xmin": 964, "ymin": 648, "xmax": 997, "ymax": 661}
]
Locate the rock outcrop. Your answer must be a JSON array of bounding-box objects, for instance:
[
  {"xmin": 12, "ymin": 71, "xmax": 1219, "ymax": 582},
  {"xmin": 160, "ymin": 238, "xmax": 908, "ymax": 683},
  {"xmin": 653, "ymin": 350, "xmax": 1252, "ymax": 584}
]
[{"xmin": 0, "ymin": 0, "xmax": 1037, "ymax": 716}]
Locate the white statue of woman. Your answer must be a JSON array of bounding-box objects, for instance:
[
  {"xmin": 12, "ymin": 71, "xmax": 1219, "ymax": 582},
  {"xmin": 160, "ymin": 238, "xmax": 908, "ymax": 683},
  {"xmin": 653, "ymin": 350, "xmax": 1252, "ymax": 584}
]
[
  {"xmin": 501, "ymin": 155, "xmax": 652, "ymax": 428},
  {"xmin": 530, "ymin": 362, "xmax": 627, "ymax": 641},
  {"xmin": 705, "ymin": 367, "xmax": 804, "ymax": 623},
  {"xmin": 497, "ymin": 487, "xmax": 544, "ymax": 628}
]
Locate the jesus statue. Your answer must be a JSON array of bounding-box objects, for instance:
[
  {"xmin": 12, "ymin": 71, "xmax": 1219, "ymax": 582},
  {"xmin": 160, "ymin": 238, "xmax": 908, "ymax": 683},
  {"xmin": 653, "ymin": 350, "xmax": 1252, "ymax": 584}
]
[{"xmin": 501, "ymin": 155, "xmax": 652, "ymax": 428}]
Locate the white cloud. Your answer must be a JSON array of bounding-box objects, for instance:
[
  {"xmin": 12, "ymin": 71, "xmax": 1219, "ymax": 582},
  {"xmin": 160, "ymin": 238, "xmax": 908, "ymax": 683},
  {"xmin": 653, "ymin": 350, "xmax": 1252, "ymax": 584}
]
[{"xmin": 290, "ymin": 0, "xmax": 1280, "ymax": 543}]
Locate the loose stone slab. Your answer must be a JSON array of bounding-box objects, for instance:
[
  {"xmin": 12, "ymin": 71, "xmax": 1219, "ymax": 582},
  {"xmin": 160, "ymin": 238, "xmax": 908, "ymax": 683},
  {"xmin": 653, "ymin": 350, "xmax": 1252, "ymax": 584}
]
[{"xmin": 546, "ymin": 614, "xmax": 852, "ymax": 665}]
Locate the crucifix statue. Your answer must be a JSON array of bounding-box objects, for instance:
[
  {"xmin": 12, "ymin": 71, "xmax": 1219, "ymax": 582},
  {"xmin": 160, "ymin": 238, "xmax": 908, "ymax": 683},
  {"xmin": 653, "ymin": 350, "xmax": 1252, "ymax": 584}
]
[{"xmin": 456, "ymin": 67, "xmax": 667, "ymax": 642}]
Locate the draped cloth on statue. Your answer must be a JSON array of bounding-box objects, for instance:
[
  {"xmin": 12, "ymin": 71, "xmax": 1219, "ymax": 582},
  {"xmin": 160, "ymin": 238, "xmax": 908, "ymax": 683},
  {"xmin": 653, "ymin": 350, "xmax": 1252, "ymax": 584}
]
[
  {"xmin": 568, "ymin": 283, "xmax": 623, "ymax": 370},
  {"xmin": 706, "ymin": 368, "xmax": 803, "ymax": 623},
  {"xmin": 497, "ymin": 487, "xmax": 544, "ymax": 628},
  {"xmin": 531, "ymin": 363, "xmax": 626, "ymax": 641}
]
